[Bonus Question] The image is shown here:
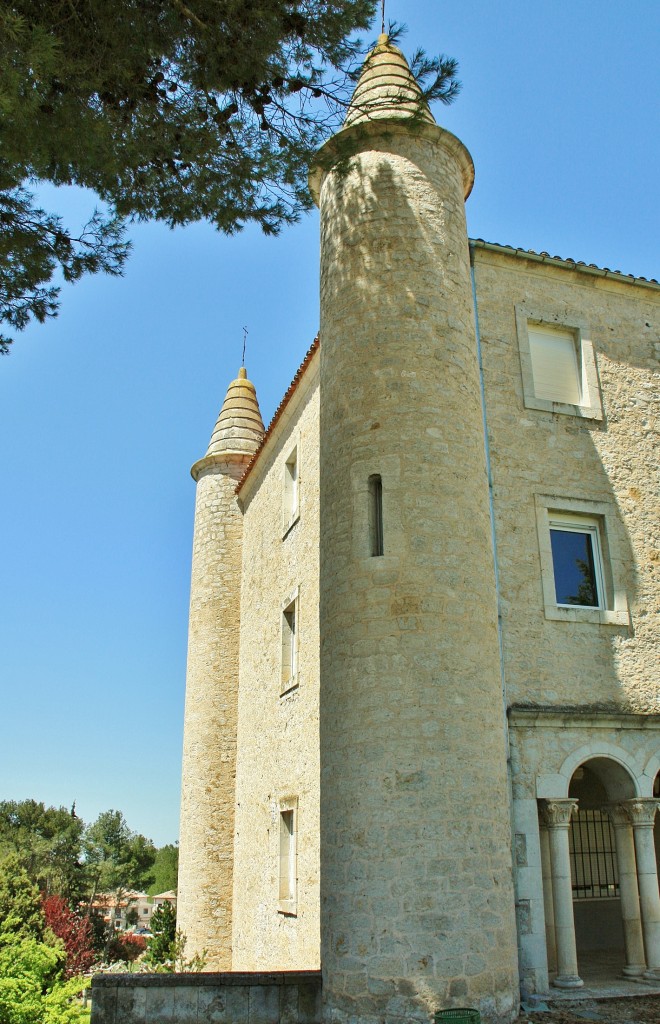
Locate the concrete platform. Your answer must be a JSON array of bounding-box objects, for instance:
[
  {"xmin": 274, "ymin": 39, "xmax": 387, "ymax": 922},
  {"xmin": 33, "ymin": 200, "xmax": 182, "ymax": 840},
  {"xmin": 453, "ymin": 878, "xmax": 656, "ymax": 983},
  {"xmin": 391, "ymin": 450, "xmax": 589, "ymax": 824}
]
[{"xmin": 547, "ymin": 951, "xmax": 660, "ymax": 1003}]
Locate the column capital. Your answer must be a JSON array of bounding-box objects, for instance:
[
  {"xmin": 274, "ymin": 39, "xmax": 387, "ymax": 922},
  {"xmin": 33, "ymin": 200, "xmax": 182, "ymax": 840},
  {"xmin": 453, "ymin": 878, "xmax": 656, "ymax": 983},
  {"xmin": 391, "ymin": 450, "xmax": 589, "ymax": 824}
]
[
  {"xmin": 622, "ymin": 799, "xmax": 660, "ymax": 828},
  {"xmin": 540, "ymin": 799, "xmax": 578, "ymax": 829},
  {"xmin": 607, "ymin": 803, "xmax": 633, "ymax": 828}
]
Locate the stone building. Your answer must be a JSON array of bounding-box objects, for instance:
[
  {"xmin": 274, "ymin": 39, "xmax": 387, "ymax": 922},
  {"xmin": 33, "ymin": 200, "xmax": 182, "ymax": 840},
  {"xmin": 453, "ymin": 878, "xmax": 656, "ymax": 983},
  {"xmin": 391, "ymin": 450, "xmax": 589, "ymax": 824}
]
[{"xmin": 177, "ymin": 34, "xmax": 659, "ymax": 1024}]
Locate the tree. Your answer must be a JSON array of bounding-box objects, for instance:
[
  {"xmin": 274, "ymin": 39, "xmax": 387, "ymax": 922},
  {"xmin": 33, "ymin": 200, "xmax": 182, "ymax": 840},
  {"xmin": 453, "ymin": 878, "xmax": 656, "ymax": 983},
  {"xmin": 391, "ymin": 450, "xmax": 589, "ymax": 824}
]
[
  {"xmin": 83, "ymin": 809, "xmax": 156, "ymax": 906},
  {"xmin": 145, "ymin": 901, "xmax": 205, "ymax": 972},
  {"xmin": 0, "ymin": 857, "xmax": 88, "ymax": 1024},
  {"xmin": 0, "ymin": 2, "xmax": 460, "ymax": 351},
  {"xmin": 144, "ymin": 901, "xmax": 176, "ymax": 966},
  {"xmin": 0, "ymin": 800, "xmax": 86, "ymax": 903},
  {"xmin": 148, "ymin": 843, "xmax": 179, "ymax": 896},
  {"xmin": 0, "ymin": 853, "xmax": 45, "ymax": 940},
  {"xmin": 42, "ymin": 895, "xmax": 95, "ymax": 978}
]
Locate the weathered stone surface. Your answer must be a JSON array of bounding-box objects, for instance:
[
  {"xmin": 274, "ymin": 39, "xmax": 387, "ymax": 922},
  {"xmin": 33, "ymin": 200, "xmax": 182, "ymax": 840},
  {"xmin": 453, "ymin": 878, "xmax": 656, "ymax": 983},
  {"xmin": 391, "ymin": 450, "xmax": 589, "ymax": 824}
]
[
  {"xmin": 90, "ymin": 973, "xmax": 321, "ymax": 1024},
  {"xmin": 232, "ymin": 354, "xmax": 321, "ymax": 971}
]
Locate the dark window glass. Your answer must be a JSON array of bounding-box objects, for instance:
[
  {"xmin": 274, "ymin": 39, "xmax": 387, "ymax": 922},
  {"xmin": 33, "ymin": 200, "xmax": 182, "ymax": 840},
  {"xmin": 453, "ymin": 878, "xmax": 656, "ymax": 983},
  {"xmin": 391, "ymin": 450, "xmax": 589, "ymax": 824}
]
[
  {"xmin": 368, "ymin": 475, "xmax": 383, "ymax": 557},
  {"xmin": 550, "ymin": 528, "xmax": 598, "ymax": 606}
]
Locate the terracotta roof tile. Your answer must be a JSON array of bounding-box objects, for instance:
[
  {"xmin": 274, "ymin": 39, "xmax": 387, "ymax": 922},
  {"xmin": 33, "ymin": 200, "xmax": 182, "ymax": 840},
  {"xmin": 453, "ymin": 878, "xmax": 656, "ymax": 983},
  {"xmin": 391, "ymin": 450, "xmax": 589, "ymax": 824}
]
[
  {"xmin": 236, "ymin": 336, "xmax": 319, "ymax": 494},
  {"xmin": 470, "ymin": 238, "xmax": 658, "ymax": 286}
]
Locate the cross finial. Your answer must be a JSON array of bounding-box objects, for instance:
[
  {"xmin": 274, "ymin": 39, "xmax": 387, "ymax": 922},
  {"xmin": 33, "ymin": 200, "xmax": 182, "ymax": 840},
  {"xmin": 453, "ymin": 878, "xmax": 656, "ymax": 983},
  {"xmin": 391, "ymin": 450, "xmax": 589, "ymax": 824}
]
[{"xmin": 242, "ymin": 325, "xmax": 248, "ymax": 367}]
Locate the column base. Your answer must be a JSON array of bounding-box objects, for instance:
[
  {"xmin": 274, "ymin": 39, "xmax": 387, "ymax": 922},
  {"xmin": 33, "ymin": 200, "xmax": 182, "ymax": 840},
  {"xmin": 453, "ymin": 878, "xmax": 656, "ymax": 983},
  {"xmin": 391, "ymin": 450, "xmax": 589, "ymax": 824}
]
[
  {"xmin": 643, "ymin": 967, "xmax": 660, "ymax": 982},
  {"xmin": 621, "ymin": 964, "xmax": 646, "ymax": 978},
  {"xmin": 552, "ymin": 975, "xmax": 584, "ymax": 989}
]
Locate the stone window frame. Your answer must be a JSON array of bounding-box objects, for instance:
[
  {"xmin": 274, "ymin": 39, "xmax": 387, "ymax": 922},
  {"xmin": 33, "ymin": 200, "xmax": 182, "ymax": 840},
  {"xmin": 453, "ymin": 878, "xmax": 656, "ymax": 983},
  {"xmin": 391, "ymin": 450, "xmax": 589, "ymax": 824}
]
[
  {"xmin": 534, "ymin": 494, "xmax": 629, "ymax": 626},
  {"xmin": 280, "ymin": 586, "xmax": 300, "ymax": 695},
  {"xmin": 277, "ymin": 795, "xmax": 298, "ymax": 916},
  {"xmin": 282, "ymin": 436, "xmax": 301, "ymax": 538},
  {"xmin": 515, "ymin": 305, "xmax": 603, "ymax": 420}
]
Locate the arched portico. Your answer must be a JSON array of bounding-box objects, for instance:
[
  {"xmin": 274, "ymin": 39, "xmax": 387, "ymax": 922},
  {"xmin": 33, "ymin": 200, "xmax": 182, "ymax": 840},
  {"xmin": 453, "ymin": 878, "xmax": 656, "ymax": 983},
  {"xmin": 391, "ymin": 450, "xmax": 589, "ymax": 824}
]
[
  {"xmin": 508, "ymin": 708, "xmax": 660, "ymax": 997},
  {"xmin": 539, "ymin": 756, "xmax": 660, "ymax": 987}
]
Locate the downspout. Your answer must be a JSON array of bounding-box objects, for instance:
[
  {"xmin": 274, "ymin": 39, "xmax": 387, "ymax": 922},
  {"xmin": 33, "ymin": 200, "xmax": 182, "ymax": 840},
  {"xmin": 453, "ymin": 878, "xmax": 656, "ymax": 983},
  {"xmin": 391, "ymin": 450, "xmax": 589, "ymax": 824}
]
[{"xmin": 469, "ymin": 242, "xmax": 510, "ymax": 756}]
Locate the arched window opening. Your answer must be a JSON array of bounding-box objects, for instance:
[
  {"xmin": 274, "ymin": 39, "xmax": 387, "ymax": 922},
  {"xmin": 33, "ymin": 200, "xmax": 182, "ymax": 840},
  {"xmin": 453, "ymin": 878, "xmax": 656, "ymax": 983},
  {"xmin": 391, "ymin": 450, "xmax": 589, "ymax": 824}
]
[{"xmin": 368, "ymin": 475, "xmax": 384, "ymax": 557}]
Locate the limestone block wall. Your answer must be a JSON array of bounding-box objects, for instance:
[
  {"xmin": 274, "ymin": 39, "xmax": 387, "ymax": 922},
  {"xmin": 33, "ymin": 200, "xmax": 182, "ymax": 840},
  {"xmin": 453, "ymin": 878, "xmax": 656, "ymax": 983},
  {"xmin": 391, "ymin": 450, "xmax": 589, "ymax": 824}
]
[
  {"xmin": 314, "ymin": 124, "xmax": 519, "ymax": 1024},
  {"xmin": 232, "ymin": 360, "xmax": 320, "ymax": 970},
  {"xmin": 90, "ymin": 970, "xmax": 322, "ymax": 1024},
  {"xmin": 473, "ymin": 249, "xmax": 659, "ymax": 711}
]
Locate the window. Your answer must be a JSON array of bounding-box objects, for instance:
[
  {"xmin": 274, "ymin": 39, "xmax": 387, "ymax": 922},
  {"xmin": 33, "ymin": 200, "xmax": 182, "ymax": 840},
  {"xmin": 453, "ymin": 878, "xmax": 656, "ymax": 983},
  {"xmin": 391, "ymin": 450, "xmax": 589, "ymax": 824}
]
[
  {"xmin": 534, "ymin": 495, "xmax": 629, "ymax": 626},
  {"xmin": 278, "ymin": 800, "xmax": 297, "ymax": 914},
  {"xmin": 368, "ymin": 474, "xmax": 384, "ymax": 556},
  {"xmin": 549, "ymin": 514, "xmax": 605, "ymax": 608},
  {"xmin": 515, "ymin": 307, "xmax": 603, "ymax": 420},
  {"xmin": 283, "ymin": 445, "xmax": 299, "ymax": 532},
  {"xmin": 281, "ymin": 594, "xmax": 298, "ymax": 693},
  {"xmin": 570, "ymin": 810, "xmax": 619, "ymax": 900},
  {"xmin": 528, "ymin": 324, "xmax": 581, "ymax": 405}
]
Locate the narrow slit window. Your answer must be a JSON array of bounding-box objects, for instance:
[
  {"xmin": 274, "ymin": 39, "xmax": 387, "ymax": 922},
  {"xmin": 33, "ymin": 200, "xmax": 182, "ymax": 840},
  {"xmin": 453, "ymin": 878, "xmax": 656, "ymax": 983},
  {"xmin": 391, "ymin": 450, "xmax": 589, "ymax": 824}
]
[
  {"xmin": 368, "ymin": 475, "xmax": 384, "ymax": 556},
  {"xmin": 284, "ymin": 447, "xmax": 299, "ymax": 527},
  {"xmin": 281, "ymin": 599, "xmax": 298, "ymax": 691},
  {"xmin": 279, "ymin": 809, "xmax": 296, "ymax": 906}
]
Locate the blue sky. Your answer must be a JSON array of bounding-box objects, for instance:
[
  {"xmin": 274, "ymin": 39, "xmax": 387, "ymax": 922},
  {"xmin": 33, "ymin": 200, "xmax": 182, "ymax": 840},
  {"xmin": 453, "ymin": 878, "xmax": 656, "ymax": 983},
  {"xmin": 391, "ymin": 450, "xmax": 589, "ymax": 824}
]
[{"xmin": 1, "ymin": 2, "xmax": 658, "ymax": 847}]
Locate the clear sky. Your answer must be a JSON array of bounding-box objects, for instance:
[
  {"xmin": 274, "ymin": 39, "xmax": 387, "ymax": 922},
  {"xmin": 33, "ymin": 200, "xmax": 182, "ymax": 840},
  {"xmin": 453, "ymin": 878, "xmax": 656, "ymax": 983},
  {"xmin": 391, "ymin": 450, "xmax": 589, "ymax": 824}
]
[{"xmin": 1, "ymin": 1, "xmax": 658, "ymax": 847}]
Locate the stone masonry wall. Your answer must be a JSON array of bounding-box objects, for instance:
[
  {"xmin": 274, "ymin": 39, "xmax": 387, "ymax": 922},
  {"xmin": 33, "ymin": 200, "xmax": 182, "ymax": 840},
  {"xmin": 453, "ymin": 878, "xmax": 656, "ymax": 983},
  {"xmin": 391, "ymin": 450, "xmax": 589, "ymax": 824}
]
[
  {"xmin": 473, "ymin": 248, "xmax": 659, "ymax": 712},
  {"xmin": 232, "ymin": 359, "xmax": 321, "ymax": 970},
  {"xmin": 90, "ymin": 970, "xmax": 321, "ymax": 1024}
]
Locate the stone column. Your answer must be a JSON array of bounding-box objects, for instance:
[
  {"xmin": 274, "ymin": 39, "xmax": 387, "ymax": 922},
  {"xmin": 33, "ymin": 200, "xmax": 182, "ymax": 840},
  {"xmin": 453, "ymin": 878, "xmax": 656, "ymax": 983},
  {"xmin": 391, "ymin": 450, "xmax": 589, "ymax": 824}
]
[
  {"xmin": 607, "ymin": 804, "xmax": 646, "ymax": 977},
  {"xmin": 540, "ymin": 800, "xmax": 583, "ymax": 988},
  {"xmin": 539, "ymin": 824, "xmax": 557, "ymax": 972},
  {"xmin": 623, "ymin": 799, "xmax": 660, "ymax": 977}
]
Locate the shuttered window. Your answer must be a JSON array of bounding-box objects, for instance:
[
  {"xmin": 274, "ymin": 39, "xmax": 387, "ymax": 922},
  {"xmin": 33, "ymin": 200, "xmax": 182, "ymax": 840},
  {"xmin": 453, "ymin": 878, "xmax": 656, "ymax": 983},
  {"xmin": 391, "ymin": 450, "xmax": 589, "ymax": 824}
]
[{"xmin": 528, "ymin": 325, "xmax": 581, "ymax": 404}]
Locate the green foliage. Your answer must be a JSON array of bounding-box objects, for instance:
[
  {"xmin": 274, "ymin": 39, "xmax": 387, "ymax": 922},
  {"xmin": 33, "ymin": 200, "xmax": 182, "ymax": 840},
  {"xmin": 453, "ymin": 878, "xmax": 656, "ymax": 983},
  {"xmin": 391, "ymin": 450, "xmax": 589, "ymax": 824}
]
[
  {"xmin": 145, "ymin": 902, "xmax": 206, "ymax": 972},
  {"xmin": 144, "ymin": 901, "xmax": 176, "ymax": 966},
  {"xmin": 0, "ymin": 933, "xmax": 88, "ymax": 1024},
  {"xmin": 0, "ymin": 2, "xmax": 460, "ymax": 351},
  {"xmin": 147, "ymin": 843, "xmax": 178, "ymax": 896},
  {"xmin": 0, "ymin": 801, "xmax": 86, "ymax": 903},
  {"xmin": 83, "ymin": 810, "xmax": 156, "ymax": 903},
  {"xmin": 0, "ymin": 854, "xmax": 45, "ymax": 940},
  {"xmin": 0, "ymin": 859, "xmax": 88, "ymax": 1023}
]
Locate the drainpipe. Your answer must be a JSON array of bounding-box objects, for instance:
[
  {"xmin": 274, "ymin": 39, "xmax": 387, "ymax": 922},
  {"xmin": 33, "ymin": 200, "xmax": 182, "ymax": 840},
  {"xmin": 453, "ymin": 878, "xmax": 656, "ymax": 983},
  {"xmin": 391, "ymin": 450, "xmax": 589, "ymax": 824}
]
[{"xmin": 469, "ymin": 241, "xmax": 510, "ymax": 753}]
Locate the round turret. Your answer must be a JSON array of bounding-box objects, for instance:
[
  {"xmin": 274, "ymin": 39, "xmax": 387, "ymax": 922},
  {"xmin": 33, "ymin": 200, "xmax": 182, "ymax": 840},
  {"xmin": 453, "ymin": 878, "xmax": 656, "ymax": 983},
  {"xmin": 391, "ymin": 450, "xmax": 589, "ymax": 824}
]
[
  {"xmin": 310, "ymin": 37, "xmax": 518, "ymax": 1023},
  {"xmin": 178, "ymin": 368, "xmax": 264, "ymax": 968}
]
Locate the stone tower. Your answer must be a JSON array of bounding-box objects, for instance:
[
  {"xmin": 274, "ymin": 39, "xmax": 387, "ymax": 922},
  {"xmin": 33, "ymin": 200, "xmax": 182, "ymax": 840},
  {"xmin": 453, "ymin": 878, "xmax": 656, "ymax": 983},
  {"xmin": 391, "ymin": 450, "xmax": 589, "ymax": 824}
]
[
  {"xmin": 309, "ymin": 36, "xmax": 519, "ymax": 1022},
  {"xmin": 177, "ymin": 368, "xmax": 264, "ymax": 968}
]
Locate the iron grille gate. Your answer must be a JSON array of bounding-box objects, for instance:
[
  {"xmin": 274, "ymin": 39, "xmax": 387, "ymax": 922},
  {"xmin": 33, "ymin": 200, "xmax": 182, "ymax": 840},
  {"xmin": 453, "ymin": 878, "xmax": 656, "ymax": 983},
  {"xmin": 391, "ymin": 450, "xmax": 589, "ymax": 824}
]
[{"xmin": 569, "ymin": 808, "xmax": 619, "ymax": 899}]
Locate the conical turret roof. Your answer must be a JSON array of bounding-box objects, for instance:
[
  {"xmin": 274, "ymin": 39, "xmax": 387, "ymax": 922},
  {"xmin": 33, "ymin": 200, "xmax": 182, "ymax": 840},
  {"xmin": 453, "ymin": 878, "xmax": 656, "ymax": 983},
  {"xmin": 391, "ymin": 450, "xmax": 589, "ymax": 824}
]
[
  {"xmin": 206, "ymin": 367, "xmax": 265, "ymax": 458},
  {"xmin": 344, "ymin": 33, "xmax": 436, "ymax": 129}
]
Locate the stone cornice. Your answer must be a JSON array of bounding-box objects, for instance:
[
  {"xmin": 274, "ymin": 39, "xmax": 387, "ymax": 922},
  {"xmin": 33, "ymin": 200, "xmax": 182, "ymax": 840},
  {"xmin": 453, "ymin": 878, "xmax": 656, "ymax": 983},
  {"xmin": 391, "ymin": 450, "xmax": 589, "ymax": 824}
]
[
  {"xmin": 309, "ymin": 119, "xmax": 474, "ymax": 205},
  {"xmin": 508, "ymin": 706, "xmax": 660, "ymax": 731}
]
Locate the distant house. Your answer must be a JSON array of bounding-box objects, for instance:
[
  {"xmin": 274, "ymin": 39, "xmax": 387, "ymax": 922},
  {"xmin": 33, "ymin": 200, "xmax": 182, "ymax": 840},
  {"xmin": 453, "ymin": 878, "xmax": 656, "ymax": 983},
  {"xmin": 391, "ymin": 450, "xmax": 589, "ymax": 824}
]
[
  {"xmin": 152, "ymin": 889, "xmax": 177, "ymax": 914},
  {"xmin": 92, "ymin": 891, "xmax": 156, "ymax": 931}
]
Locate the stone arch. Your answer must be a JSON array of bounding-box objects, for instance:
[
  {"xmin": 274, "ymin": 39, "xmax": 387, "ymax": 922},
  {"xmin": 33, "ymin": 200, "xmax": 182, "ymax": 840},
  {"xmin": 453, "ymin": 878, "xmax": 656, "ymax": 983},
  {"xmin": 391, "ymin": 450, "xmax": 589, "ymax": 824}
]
[
  {"xmin": 641, "ymin": 752, "xmax": 660, "ymax": 798},
  {"xmin": 537, "ymin": 741, "xmax": 643, "ymax": 799}
]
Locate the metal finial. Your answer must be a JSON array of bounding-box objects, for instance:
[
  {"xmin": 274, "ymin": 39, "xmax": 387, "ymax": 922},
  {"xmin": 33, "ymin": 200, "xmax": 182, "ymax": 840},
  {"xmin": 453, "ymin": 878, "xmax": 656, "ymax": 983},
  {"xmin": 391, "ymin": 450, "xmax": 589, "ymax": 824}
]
[
  {"xmin": 381, "ymin": 0, "xmax": 385, "ymax": 35},
  {"xmin": 242, "ymin": 325, "xmax": 248, "ymax": 367}
]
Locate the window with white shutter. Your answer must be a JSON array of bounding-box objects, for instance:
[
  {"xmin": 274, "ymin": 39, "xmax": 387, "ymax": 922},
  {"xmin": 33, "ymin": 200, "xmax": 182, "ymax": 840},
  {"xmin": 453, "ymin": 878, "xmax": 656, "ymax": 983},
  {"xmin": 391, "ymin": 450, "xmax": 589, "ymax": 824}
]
[
  {"xmin": 528, "ymin": 325, "xmax": 582, "ymax": 404},
  {"xmin": 514, "ymin": 307, "xmax": 603, "ymax": 420}
]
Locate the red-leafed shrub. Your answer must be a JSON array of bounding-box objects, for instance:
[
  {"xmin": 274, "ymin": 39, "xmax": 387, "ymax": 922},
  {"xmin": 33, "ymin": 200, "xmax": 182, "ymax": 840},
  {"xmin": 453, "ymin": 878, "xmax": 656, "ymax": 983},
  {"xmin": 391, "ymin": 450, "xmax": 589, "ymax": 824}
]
[
  {"xmin": 107, "ymin": 931, "xmax": 146, "ymax": 963},
  {"xmin": 41, "ymin": 894, "xmax": 96, "ymax": 977}
]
